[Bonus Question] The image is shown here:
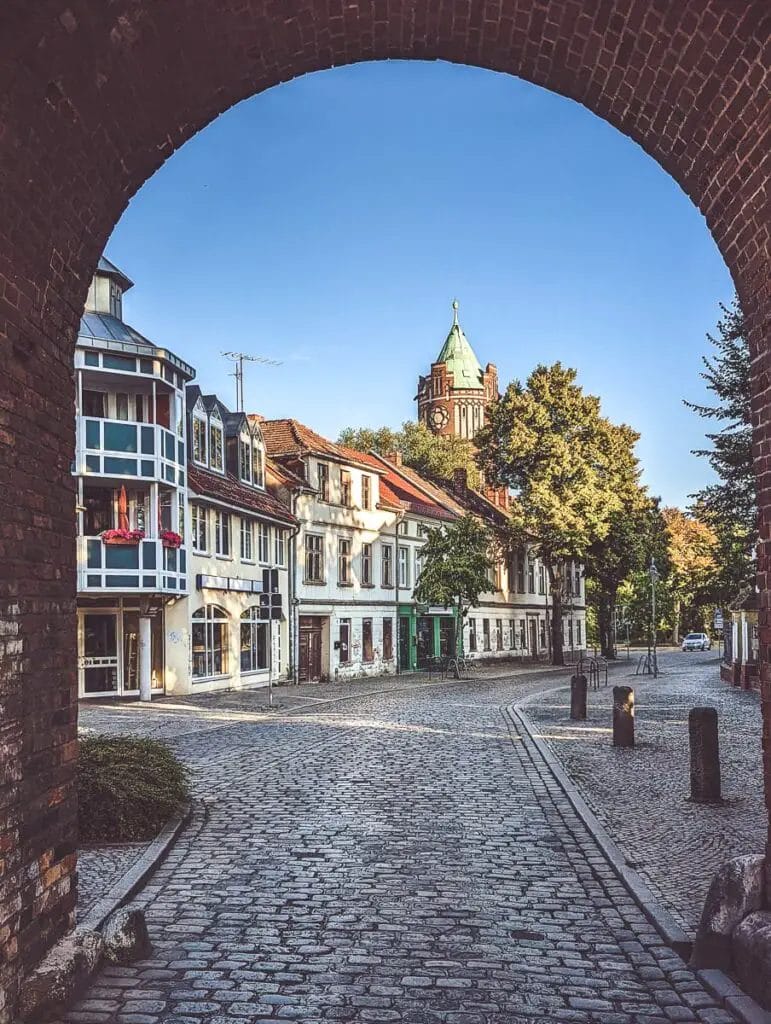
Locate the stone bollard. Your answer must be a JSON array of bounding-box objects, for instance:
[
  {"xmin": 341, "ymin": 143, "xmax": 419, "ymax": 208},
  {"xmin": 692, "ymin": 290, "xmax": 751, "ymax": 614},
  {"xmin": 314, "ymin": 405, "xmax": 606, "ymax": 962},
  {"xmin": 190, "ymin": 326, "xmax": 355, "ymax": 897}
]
[
  {"xmin": 689, "ymin": 706, "xmax": 721, "ymax": 803},
  {"xmin": 612, "ymin": 685, "xmax": 635, "ymax": 747},
  {"xmin": 570, "ymin": 674, "xmax": 588, "ymax": 720}
]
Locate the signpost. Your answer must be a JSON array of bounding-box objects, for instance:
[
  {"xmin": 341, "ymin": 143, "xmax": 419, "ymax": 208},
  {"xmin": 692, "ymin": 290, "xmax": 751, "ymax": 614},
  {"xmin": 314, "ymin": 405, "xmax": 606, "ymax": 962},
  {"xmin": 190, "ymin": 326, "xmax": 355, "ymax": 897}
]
[{"xmin": 714, "ymin": 609, "xmax": 724, "ymax": 660}]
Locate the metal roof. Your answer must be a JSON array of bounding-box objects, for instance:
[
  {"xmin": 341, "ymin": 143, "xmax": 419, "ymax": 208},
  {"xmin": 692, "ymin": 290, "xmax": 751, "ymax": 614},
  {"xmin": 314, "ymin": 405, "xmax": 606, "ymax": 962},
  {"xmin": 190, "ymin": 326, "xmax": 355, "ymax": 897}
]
[
  {"xmin": 435, "ymin": 300, "xmax": 484, "ymax": 387},
  {"xmin": 79, "ymin": 311, "xmax": 153, "ymax": 348},
  {"xmin": 96, "ymin": 256, "xmax": 134, "ymax": 292}
]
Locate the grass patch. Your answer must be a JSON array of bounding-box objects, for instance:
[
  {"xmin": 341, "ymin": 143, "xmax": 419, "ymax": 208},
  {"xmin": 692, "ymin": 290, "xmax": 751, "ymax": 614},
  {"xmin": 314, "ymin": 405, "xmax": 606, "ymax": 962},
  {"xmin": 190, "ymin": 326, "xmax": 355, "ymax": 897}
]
[{"xmin": 79, "ymin": 735, "xmax": 190, "ymax": 843}]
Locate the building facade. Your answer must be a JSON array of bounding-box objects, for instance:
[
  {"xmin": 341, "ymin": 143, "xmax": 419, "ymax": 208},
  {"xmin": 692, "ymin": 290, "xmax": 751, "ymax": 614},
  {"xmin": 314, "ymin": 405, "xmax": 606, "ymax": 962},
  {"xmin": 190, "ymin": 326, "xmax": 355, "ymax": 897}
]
[{"xmin": 74, "ymin": 258, "xmax": 195, "ymax": 699}]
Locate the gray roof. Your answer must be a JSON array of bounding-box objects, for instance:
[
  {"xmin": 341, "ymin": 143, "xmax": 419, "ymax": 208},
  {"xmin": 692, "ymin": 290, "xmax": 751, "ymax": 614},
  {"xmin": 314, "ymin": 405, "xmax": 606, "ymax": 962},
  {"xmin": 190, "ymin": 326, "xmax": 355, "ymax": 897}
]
[
  {"xmin": 79, "ymin": 311, "xmax": 153, "ymax": 348},
  {"xmin": 97, "ymin": 256, "xmax": 134, "ymax": 292}
]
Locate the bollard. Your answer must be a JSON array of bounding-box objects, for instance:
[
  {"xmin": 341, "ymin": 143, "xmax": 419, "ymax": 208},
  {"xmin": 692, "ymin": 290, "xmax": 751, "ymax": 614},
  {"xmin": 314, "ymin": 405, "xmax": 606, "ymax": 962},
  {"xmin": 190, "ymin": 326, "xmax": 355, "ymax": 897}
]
[
  {"xmin": 570, "ymin": 674, "xmax": 588, "ymax": 720},
  {"xmin": 689, "ymin": 706, "xmax": 721, "ymax": 803},
  {"xmin": 612, "ymin": 685, "xmax": 635, "ymax": 747}
]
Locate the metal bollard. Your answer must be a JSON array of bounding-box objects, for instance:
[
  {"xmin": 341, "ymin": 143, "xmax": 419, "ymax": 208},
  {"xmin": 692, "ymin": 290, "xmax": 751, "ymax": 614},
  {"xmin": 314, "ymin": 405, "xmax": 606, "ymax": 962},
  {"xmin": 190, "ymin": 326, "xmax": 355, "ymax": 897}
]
[
  {"xmin": 689, "ymin": 706, "xmax": 721, "ymax": 803},
  {"xmin": 570, "ymin": 674, "xmax": 588, "ymax": 720},
  {"xmin": 612, "ymin": 685, "xmax": 635, "ymax": 747}
]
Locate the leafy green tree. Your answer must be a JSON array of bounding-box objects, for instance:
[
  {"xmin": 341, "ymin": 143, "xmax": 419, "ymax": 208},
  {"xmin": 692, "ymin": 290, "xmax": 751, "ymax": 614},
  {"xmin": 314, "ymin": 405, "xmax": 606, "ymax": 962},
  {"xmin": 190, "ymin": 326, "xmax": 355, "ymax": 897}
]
[
  {"xmin": 338, "ymin": 421, "xmax": 481, "ymax": 487},
  {"xmin": 662, "ymin": 506, "xmax": 718, "ymax": 641},
  {"xmin": 413, "ymin": 515, "xmax": 493, "ymax": 658},
  {"xmin": 476, "ymin": 363, "xmax": 624, "ymax": 665},
  {"xmin": 686, "ymin": 298, "xmax": 755, "ymax": 595}
]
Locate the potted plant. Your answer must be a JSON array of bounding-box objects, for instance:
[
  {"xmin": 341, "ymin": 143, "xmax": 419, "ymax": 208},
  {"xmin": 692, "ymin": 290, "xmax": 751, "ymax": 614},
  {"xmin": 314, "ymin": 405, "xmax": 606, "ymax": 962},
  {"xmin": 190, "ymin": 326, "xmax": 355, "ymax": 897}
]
[
  {"xmin": 101, "ymin": 528, "xmax": 145, "ymax": 546},
  {"xmin": 160, "ymin": 530, "xmax": 183, "ymax": 549}
]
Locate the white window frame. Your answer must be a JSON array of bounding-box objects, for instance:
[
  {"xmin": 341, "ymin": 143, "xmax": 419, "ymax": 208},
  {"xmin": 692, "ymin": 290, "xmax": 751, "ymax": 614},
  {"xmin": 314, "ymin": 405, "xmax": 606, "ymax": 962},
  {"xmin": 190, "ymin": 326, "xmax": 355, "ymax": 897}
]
[
  {"xmin": 214, "ymin": 510, "xmax": 230, "ymax": 557},
  {"xmin": 240, "ymin": 607, "xmax": 269, "ymax": 673},
  {"xmin": 192, "ymin": 605, "xmax": 229, "ymax": 680},
  {"xmin": 258, "ymin": 522, "xmax": 271, "ymax": 564},
  {"xmin": 274, "ymin": 528, "xmax": 286, "ymax": 567},
  {"xmin": 209, "ymin": 408, "xmax": 225, "ymax": 473},
  {"xmin": 239, "ymin": 430, "xmax": 253, "ymax": 484},
  {"xmin": 305, "ymin": 533, "xmax": 324, "ymax": 583},
  {"xmin": 240, "ymin": 518, "xmax": 254, "ymax": 562},
  {"xmin": 192, "ymin": 401, "xmax": 208, "ymax": 466},
  {"xmin": 192, "ymin": 504, "xmax": 207, "ymax": 553},
  {"xmin": 361, "ymin": 542, "xmax": 372, "ymax": 585},
  {"xmin": 338, "ymin": 537, "xmax": 352, "ymax": 585},
  {"xmin": 252, "ymin": 430, "xmax": 265, "ymax": 490},
  {"xmin": 381, "ymin": 543, "xmax": 393, "ymax": 587},
  {"xmin": 398, "ymin": 545, "xmax": 410, "ymax": 588}
]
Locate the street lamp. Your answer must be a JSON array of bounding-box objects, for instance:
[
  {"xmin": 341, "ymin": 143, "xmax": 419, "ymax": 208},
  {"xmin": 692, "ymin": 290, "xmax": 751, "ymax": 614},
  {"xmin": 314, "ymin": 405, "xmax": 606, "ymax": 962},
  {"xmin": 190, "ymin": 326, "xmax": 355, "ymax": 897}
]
[{"xmin": 649, "ymin": 557, "xmax": 660, "ymax": 678}]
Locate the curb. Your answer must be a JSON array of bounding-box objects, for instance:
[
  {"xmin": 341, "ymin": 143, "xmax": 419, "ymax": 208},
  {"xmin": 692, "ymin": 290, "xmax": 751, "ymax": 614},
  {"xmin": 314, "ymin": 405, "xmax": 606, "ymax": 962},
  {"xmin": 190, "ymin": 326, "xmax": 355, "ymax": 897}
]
[
  {"xmin": 507, "ymin": 704, "xmax": 771, "ymax": 1024},
  {"xmin": 80, "ymin": 801, "xmax": 192, "ymax": 932}
]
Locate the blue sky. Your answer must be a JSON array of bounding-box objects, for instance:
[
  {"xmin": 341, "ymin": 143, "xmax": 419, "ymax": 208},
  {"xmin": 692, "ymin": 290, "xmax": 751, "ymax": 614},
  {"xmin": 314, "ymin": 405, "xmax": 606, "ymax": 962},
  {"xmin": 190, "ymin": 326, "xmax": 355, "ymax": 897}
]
[{"xmin": 107, "ymin": 60, "xmax": 734, "ymax": 508}]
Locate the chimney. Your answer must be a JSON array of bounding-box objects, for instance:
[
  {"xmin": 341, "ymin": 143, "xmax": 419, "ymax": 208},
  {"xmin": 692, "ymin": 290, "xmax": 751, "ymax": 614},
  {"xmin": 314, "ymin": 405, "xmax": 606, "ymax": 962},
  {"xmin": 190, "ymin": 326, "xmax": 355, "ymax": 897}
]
[
  {"xmin": 452, "ymin": 467, "xmax": 467, "ymax": 495},
  {"xmin": 385, "ymin": 451, "xmax": 403, "ymax": 467}
]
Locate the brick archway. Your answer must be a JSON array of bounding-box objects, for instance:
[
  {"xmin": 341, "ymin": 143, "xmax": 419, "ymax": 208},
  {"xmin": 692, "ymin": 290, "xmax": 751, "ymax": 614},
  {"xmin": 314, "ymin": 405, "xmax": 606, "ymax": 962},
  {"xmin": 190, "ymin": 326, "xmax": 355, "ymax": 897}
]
[{"xmin": 0, "ymin": 1, "xmax": 768, "ymax": 1017}]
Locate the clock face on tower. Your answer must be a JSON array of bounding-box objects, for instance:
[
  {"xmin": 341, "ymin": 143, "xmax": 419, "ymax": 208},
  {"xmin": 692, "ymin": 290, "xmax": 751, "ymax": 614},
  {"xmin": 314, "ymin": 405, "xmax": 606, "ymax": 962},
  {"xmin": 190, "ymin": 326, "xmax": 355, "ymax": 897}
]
[{"xmin": 429, "ymin": 406, "xmax": 450, "ymax": 429}]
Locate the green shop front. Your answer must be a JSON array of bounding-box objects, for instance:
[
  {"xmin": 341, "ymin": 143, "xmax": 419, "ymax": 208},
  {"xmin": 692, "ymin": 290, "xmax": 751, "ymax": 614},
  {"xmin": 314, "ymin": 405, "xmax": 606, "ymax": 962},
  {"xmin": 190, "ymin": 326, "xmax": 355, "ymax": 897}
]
[{"xmin": 398, "ymin": 604, "xmax": 458, "ymax": 671}]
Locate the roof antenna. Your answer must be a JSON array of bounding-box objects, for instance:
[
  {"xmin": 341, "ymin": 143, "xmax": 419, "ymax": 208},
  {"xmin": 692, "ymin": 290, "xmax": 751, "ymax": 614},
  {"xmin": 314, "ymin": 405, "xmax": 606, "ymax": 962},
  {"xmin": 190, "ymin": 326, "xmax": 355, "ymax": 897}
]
[{"xmin": 221, "ymin": 351, "xmax": 283, "ymax": 412}]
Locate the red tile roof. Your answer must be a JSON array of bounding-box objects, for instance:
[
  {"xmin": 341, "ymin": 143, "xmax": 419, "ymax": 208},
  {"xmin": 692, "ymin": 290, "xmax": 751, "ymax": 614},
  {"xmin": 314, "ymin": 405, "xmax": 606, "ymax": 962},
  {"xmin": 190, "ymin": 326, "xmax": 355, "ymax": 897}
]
[
  {"xmin": 188, "ymin": 465, "xmax": 297, "ymax": 526},
  {"xmin": 258, "ymin": 418, "xmax": 383, "ymax": 473}
]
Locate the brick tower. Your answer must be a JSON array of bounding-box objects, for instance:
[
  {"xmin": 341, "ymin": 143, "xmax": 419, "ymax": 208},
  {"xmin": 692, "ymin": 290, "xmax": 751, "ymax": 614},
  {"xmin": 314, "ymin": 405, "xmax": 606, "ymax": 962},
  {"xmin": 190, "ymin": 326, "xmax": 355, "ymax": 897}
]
[{"xmin": 416, "ymin": 301, "xmax": 498, "ymax": 439}]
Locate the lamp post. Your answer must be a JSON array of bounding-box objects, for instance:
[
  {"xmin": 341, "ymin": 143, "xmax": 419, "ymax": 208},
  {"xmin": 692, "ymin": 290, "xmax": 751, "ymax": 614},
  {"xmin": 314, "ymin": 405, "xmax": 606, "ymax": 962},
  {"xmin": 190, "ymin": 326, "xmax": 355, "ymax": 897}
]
[{"xmin": 649, "ymin": 558, "xmax": 660, "ymax": 678}]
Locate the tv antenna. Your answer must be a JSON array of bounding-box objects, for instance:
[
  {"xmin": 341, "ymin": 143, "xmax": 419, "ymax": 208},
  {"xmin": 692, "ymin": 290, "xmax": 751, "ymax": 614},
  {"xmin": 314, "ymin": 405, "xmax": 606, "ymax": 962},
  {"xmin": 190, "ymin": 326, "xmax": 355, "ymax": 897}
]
[{"xmin": 222, "ymin": 351, "xmax": 283, "ymax": 411}]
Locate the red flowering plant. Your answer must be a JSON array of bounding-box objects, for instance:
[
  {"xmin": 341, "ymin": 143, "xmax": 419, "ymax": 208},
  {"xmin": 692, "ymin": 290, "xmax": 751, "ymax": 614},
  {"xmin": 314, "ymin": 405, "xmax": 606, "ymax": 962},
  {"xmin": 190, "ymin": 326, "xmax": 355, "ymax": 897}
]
[
  {"xmin": 160, "ymin": 530, "xmax": 183, "ymax": 549},
  {"xmin": 101, "ymin": 528, "xmax": 145, "ymax": 544}
]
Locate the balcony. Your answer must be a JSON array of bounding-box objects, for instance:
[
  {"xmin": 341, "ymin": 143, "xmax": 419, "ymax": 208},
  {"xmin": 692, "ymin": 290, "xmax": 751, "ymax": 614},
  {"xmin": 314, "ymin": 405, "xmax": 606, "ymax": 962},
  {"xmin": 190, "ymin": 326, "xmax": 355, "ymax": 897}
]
[
  {"xmin": 77, "ymin": 536, "xmax": 188, "ymax": 595},
  {"xmin": 76, "ymin": 417, "xmax": 186, "ymax": 486}
]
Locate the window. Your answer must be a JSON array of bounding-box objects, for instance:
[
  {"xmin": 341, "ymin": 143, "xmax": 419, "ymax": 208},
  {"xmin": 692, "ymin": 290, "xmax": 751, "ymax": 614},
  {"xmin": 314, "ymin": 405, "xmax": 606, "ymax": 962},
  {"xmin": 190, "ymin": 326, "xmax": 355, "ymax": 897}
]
[
  {"xmin": 362, "ymin": 618, "xmax": 373, "ymax": 662},
  {"xmin": 520, "ymin": 619, "xmax": 527, "ymax": 649},
  {"xmin": 192, "ymin": 606, "xmax": 229, "ymax": 679},
  {"xmin": 528, "ymin": 559, "xmax": 535, "ymax": 594},
  {"xmin": 338, "ymin": 538, "xmax": 352, "ymax": 585},
  {"xmin": 567, "ymin": 618, "xmax": 574, "ymax": 648},
  {"xmin": 517, "ymin": 550, "xmax": 525, "ymax": 593},
  {"xmin": 109, "ymin": 280, "xmax": 123, "ymax": 319},
  {"xmin": 341, "ymin": 469, "xmax": 352, "ymax": 507},
  {"xmin": 469, "ymin": 618, "xmax": 477, "ymax": 653},
  {"xmin": 159, "ymin": 491, "xmax": 173, "ymax": 532},
  {"xmin": 509, "ymin": 619, "xmax": 516, "ymax": 649},
  {"xmin": 240, "ymin": 608, "xmax": 268, "ymax": 673},
  {"xmin": 339, "ymin": 619, "xmax": 351, "ymax": 664},
  {"xmin": 483, "ymin": 619, "xmax": 491, "ymax": 651},
  {"xmin": 115, "ymin": 393, "xmax": 129, "ymax": 421},
  {"xmin": 398, "ymin": 545, "xmax": 410, "ymax": 588},
  {"xmin": 415, "ymin": 548, "xmax": 423, "ymax": 584},
  {"xmin": 192, "ymin": 505, "xmax": 207, "ymax": 552},
  {"xmin": 214, "ymin": 511, "xmax": 230, "ymax": 556},
  {"xmin": 239, "ymin": 432, "xmax": 252, "ymax": 483},
  {"xmin": 361, "ymin": 542, "xmax": 372, "ymax": 585},
  {"xmin": 317, "ymin": 462, "xmax": 330, "ymax": 502},
  {"xmin": 305, "ymin": 534, "xmax": 324, "ymax": 583},
  {"xmin": 574, "ymin": 563, "xmax": 582, "ymax": 598},
  {"xmin": 210, "ymin": 411, "xmax": 224, "ymax": 472},
  {"xmin": 252, "ymin": 440, "xmax": 265, "ymax": 488},
  {"xmin": 361, "ymin": 475, "xmax": 372, "ymax": 510},
  {"xmin": 496, "ymin": 619, "xmax": 503, "ymax": 651},
  {"xmin": 192, "ymin": 408, "xmax": 208, "ymax": 465},
  {"xmin": 538, "ymin": 563, "xmax": 546, "ymax": 595},
  {"xmin": 577, "ymin": 619, "xmax": 582, "ymax": 646},
  {"xmin": 258, "ymin": 523, "xmax": 271, "ymax": 563},
  {"xmin": 275, "ymin": 529, "xmax": 286, "ymax": 567},
  {"xmin": 177, "ymin": 493, "xmax": 185, "ymax": 541},
  {"xmin": 398, "ymin": 520, "xmax": 409, "ymax": 535},
  {"xmin": 82, "ymin": 390, "xmax": 105, "ymax": 418},
  {"xmin": 540, "ymin": 618, "xmax": 547, "ymax": 649},
  {"xmin": 240, "ymin": 518, "xmax": 253, "ymax": 561},
  {"xmin": 383, "ymin": 618, "xmax": 393, "ymax": 660},
  {"xmin": 381, "ymin": 544, "xmax": 393, "ymax": 587}
]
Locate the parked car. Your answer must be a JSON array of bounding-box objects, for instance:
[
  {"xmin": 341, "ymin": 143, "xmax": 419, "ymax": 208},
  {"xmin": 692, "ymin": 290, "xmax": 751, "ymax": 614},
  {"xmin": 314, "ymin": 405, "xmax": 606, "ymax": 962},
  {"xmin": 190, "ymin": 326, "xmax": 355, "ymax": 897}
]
[{"xmin": 682, "ymin": 632, "xmax": 711, "ymax": 651}]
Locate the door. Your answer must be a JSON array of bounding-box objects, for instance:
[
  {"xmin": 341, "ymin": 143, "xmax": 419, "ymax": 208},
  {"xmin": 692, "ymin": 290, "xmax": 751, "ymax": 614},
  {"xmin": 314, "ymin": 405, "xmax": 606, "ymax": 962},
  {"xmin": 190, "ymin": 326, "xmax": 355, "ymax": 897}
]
[
  {"xmin": 439, "ymin": 618, "xmax": 455, "ymax": 658},
  {"xmin": 299, "ymin": 617, "xmax": 323, "ymax": 682},
  {"xmin": 529, "ymin": 619, "xmax": 539, "ymax": 659},
  {"xmin": 416, "ymin": 616, "xmax": 434, "ymax": 668},
  {"xmin": 79, "ymin": 613, "xmax": 119, "ymax": 696},
  {"xmin": 399, "ymin": 616, "xmax": 411, "ymax": 670}
]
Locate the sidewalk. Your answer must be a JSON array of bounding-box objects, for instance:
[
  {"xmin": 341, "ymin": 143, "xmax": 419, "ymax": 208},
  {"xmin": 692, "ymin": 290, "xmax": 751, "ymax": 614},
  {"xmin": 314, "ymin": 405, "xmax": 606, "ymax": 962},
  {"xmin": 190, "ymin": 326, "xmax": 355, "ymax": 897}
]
[{"xmin": 520, "ymin": 651, "xmax": 766, "ymax": 932}]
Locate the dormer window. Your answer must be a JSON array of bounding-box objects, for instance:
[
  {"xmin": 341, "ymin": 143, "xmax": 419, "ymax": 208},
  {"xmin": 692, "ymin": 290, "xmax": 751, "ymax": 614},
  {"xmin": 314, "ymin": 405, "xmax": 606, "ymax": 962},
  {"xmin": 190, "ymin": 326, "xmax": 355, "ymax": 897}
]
[
  {"xmin": 252, "ymin": 428, "xmax": 265, "ymax": 490},
  {"xmin": 209, "ymin": 409, "xmax": 224, "ymax": 473},
  {"xmin": 239, "ymin": 430, "xmax": 253, "ymax": 484},
  {"xmin": 192, "ymin": 401, "xmax": 208, "ymax": 466},
  {"xmin": 109, "ymin": 280, "xmax": 122, "ymax": 320}
]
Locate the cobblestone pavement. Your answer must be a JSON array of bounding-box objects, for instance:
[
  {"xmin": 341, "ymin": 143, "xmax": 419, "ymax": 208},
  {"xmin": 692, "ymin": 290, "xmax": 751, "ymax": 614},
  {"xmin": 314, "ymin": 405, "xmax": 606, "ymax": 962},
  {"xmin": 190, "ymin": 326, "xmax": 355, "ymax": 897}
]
[
  {"xmin": 78, "ymin": 844, "xmax": 150, "ymax": 922},
  {"xmin": 523, "ymin": 650, "xmax": 766, "ymax": 932},
  {"xmin": 57, "ymin": 666, "xmax": 747, "ymax": 1024}
]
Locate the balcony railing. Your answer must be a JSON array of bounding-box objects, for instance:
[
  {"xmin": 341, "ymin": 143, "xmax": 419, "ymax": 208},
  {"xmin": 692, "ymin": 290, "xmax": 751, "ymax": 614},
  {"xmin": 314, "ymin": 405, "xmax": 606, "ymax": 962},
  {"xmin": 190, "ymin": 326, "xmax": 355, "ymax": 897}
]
[
  {"xmin": 75, "ymin": 417, "xmax": 186, "ymax": 486},
  {"xmin": 77, "ymin": 536, "xmax": 188, "ymax": 594}
]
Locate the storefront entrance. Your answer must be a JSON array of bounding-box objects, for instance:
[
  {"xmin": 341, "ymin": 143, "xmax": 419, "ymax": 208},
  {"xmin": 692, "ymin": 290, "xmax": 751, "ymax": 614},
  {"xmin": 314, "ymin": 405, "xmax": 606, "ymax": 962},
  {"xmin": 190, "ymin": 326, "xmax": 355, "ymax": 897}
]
[
  {"xmin": 416, "ymin": 615, "xmax": 434, "ymax": 668},
  {"xmin": 399, "ymin": 615, "xmax": 411, "ymax": 671},
  {"xmin": 78, "ymin": 603, "xmax": 165, "ymax": 697},
  {"xmin": 299, "ymin": 616, "xmax": 324, "ymax": 682}
]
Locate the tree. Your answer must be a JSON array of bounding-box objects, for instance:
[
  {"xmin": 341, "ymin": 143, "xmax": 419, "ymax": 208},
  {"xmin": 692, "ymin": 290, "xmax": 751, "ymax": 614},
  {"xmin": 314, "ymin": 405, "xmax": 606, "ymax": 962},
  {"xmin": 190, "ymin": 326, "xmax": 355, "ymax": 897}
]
[
  {"xmin": 686, "ymin": 298, "xmax": 755, "ymax": 595},
  {"xmin": 338, "ymin": 421, "xmax": 482, "ymax": 488},
  {"xmin": 662, "ymin": 506, "xmax": 718, "ymax": 641},
  {"xmin": 413, "ymin": 515, "xmax": 493, "ymax": 659},
  {"xmin": 476, "ymin": 363, "xmax": 624, "ymax": 665}
]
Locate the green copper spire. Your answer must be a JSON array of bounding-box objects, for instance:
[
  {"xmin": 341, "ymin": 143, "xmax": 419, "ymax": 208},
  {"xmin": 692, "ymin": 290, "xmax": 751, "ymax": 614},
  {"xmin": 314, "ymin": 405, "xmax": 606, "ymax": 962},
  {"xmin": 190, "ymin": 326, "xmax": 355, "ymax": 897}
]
[{"xmin": 435, "ymin": 300, "xmax": 484, "ymax": 387}]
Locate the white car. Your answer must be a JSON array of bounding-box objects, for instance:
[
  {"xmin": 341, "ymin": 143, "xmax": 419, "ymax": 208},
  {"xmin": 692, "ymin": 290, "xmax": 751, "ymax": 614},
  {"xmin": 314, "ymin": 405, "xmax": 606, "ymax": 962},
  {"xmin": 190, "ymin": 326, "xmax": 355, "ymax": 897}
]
[{"xmin": 682, "ymin": 632, "xmax": 711, "ymax": 652}]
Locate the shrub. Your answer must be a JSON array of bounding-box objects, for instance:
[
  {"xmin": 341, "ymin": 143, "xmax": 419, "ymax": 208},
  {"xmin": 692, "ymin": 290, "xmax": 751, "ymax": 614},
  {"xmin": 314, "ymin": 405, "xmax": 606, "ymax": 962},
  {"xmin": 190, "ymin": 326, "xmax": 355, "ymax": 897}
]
[{"xmin": 78, "ymin": 735, "xmax": 190, "ymax": 843}]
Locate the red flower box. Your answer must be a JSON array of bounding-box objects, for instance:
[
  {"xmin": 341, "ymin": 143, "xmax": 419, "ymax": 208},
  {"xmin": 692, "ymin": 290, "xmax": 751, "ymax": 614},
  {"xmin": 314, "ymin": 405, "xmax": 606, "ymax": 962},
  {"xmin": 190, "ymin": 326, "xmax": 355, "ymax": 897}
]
[
  {"xmin": 160, "ymin": 530, "xmax": 183, "ymax": 549},
  {"xmin": 101, "ymin": 528, "xmax": 145, "ymax": 545}
]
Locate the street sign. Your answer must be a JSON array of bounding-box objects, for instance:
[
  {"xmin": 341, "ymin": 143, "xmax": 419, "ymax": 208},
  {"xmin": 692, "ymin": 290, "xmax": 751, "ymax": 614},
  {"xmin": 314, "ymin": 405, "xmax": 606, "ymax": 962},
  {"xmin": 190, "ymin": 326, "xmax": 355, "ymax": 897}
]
[{"xmin": 713, "ymin": 609, "xmax": 724, "ymax": 630}]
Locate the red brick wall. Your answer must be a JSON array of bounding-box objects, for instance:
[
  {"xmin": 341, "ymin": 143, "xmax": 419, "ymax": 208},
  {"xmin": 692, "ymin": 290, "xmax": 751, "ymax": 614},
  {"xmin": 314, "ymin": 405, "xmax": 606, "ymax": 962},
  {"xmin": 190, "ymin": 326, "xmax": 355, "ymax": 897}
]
[{"xmin": 0, "ymin": 1, "xmax": 768, "ymax": 1018}]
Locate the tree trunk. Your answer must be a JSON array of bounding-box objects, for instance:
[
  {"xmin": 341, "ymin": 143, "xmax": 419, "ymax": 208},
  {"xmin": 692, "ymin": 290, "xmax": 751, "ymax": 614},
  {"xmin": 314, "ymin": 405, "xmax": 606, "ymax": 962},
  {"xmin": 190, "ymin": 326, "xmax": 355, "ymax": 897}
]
[
  {"xmin": 598, "ymin": 585, "xmax": 618, "ymax": 659},
  {"xmin": 548, "ymin": 561, "xmax": 564, "ymax": 666}
]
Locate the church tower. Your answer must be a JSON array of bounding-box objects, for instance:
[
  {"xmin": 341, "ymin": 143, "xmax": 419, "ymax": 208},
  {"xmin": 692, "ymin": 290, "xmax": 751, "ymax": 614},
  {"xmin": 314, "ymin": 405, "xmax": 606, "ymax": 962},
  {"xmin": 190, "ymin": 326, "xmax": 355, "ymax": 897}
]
[{"xmin": 416, "ymin": 301, "xmax": 498, "ymax": 439}]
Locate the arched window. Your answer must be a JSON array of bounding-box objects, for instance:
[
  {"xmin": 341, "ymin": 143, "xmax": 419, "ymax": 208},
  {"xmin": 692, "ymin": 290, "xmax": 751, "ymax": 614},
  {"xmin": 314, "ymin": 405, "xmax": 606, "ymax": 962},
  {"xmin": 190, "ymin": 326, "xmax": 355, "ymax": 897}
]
[
  {"xmin": 191, "ymin": 605, "xmax": 228, "ymax": 679},
  {"xmin": 209, "ymin": 407, "xmax": 224, "ymax": 473},
  {"xmin": 192, "ymin": 399, "xmax": 208, "ymax": 466},
  {"xmin": 251, "ymin": 424, "xmax": 265, "ymax": 489},
  {"xmin": 240, "ymin": 607, "xmax": 268, "ymax": 673},
  {"xmin": 238, "ymin": 428, "xmax": 253, "ymax": 484}
]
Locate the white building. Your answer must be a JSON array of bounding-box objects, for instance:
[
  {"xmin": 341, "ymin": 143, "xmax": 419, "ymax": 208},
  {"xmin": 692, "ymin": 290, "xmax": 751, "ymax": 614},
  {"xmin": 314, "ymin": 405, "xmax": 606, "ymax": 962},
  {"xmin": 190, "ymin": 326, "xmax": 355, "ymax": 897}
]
[
  {"xmin": 74, "ymin": 258, "xmax": 195, "ymax": 699},
  {"xmin": 164, "ymin": 390, "xmax": 297, "ymax": 695}
]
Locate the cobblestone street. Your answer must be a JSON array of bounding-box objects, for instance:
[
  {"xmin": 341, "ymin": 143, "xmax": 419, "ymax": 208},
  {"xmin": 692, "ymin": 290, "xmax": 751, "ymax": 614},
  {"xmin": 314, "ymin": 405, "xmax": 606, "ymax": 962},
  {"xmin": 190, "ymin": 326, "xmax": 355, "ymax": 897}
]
[{"xmin": 59, "ymin": 663, "xmax": 760, "ymax": 1023}]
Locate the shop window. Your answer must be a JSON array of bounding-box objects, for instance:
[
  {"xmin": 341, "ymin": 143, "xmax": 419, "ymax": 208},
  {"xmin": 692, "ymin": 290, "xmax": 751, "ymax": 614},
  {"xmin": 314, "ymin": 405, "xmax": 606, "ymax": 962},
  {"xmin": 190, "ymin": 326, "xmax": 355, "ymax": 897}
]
[
  {"xmin": 362, "ymin": 618, "xmax": 373, "ymax": 662},
  {"xmin": 192, "ymin": 606, "xmax": 229, "ymax": 679},
  {"xmin": 240, "ymin": 608, "xmax": 268, "ymax": 673}
]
